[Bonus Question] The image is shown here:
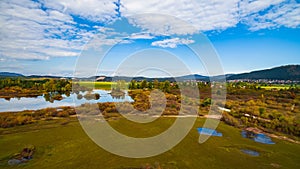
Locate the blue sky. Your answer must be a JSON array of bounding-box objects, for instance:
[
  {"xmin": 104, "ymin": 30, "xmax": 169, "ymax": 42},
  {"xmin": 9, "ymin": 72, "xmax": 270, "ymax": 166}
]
[{"xmin": 0, "ymin": 0, "xmax": 299, "ymax": 77}]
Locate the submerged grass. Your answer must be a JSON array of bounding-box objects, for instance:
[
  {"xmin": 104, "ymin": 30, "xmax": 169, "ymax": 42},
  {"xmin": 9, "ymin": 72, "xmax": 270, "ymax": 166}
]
[{"xmin": 0, "ymin": 117, "xmax": 299, "ymax": 169}]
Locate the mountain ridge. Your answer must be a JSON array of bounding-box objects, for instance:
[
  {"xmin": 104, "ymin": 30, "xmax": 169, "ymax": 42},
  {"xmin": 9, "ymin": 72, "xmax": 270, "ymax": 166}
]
[
  {"xmin": 227, "ymin": 65, "xmax": 300, "ymax": 81},
  {"xmin": 1, "ymin": 65, "xmax": 299, "ymax": 81}
]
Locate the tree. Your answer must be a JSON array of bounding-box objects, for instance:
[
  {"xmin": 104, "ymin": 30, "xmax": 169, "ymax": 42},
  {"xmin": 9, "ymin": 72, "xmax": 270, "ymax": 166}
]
[
  {"xmin": 162, "ymin": 80, "xmax": 170, "ymax": 92},
  {"xmin": 129, "ymin": 80, "xmax": 136, "ymax": 89},
  {"xmin": 147, "ymin": 81, "xmax": 153, "ymax": 89},
  {"xmin": 259, "ymin": 107, "xmax": 265, "ymax": 116},
  {"xmin": 141, "ymin": 80, "xmax": 147, "ymax": 89},
  {"xmin": 153, "ymin": 79, "xmax": 159, "ymax": 89},
  {"xmin": 201, "ymin": 98, "xmax": 211, "ymax": 107}
]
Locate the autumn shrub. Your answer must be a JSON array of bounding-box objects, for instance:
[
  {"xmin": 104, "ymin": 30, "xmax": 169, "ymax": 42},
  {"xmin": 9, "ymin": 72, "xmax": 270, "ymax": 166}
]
[
  {"xmin": 222, "ymin": 112, "xmax": 240, "ymax": 127},
  {"xmin": 57, "ymin": 111, "xmax": 69, "ymax": 117}
]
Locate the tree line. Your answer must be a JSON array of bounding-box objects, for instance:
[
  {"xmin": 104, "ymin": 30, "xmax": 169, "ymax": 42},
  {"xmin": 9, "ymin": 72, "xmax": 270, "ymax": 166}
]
[{"xmin": 0, "ymin": 78, "xmax": 72, "ymax": 93}]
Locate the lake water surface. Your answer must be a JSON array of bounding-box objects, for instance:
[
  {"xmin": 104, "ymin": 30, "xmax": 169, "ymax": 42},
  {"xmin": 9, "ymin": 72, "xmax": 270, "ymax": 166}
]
[
  {"xmin": 241, "ymin": 130, "xmax": 275, "ymax": 144},
  {"xmin": 0, "ymin": 90, "xmax": 133, "ymax": 112},
  {"xmin": 240, "ymin": 149, "xmax": 260, "ymax": 156},
  {"xmin": 197, "ymin": 128, "xmax": 223, "ymax": 137}
]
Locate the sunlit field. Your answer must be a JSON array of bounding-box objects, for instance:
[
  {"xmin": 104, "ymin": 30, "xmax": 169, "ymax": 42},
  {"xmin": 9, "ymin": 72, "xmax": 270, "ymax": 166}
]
[
  {"xmin": 259, "ymin": 85, "xmax": 299, "ymax": 90},
  {"xmin": 78, "ymin": 81, "xmax": 116, "ymax": 90},
  {"xmin": 0, "ymin": 117, "xmax": 299, "ymax": 169}
]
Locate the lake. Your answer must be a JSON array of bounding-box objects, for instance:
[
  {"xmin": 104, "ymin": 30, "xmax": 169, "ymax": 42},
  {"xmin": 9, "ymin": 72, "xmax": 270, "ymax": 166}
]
[{"xmin": 0, "ymin": 90, "xmax": 134, "ymax": 112}]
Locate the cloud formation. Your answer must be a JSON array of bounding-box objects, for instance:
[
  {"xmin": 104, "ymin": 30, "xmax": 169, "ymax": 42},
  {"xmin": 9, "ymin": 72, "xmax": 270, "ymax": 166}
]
[
  {"xmin": 151, "ymin": 38, "xmax": 194, "ymax": 48},
  {"xmin": 1, "ymin": 0, "xmax": 81, "ymax": 60},
  {"xmin": 0, "ymin": 0, "xmax": 299, "ymax": 60},
  {"xmin": 121, "ymin": 0, "xmax": 239, "ymax": 33},
  {"xmin": 41, "ymin": 0, "xmax": 119, "ymax": 23},
  {"xmin": 128, "ymin": 33, "xmax": 154, "ymax": 40},
  {"xmin": 121, "ymin": 0, "xmax": 300, "ymax": 33},
  {"xmin": 240, "ymin": 0, "xmax": 300, "ymax": 30}
]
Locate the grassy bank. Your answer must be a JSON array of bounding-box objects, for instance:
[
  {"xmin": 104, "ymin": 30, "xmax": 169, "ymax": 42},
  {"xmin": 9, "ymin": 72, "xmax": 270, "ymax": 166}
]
[{"xmin": 0, "ymin": 117, "xmax": 299, "ymax": 169}]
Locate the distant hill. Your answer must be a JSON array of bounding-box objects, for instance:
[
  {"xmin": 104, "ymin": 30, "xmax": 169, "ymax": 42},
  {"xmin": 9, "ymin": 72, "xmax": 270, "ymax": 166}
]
[
  {"xmin": 1, "ymin": 65, "xmax": 299, "ymax": 81},
  {"xmin": 177, "ymin": 74, "xmax": 208, "ymax": 81},
  {"xmin": 93, "ymin": 76, "xmax": 178, "ymax": 82},
  {"xmin": 94, "ymin": 74, "xmax": 208, "ymax": 82},
  {"xmin": 227, "ymin": 65, "xmax": 300, "ymax": 80},
  {"xmin": 0, "ymin": 72, "xmax": 24, "ymax": 77},
  {"xmin": 27, "ymin": 75, "xmax": 65, "ymax": 79},
  {"xmin": 0, "ymin": 72, "xmax": 67, "ymax": 79}
]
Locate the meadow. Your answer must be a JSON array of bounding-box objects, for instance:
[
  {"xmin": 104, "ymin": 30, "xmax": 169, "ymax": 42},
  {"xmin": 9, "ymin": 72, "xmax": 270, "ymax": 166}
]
[
  {"xmin": 0, "ymin": 117, "xmax": 299, "ymax": 169},
  {"xmin": 260, "ymin": 86, "xmax": 291, "ymax": 90},
  {"xmin": 78, "ymin": 81, "xmax": 116, "ymax": 90}
]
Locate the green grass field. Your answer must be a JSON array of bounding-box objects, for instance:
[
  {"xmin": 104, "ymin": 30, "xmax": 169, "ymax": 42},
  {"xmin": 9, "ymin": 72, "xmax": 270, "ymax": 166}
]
[
  {"xmin": 0, "ymin": 117, "xmax": 299, "ymax": 169},
  {"xmin": 259, "ymin": 85, "xmax": 299, "ymax": 90},
  {"xmin": 78, "ymin": 81, "xmax": 299, "ymax": 91},
  {"xmin": 78, "ymin": 81, "xmax": 116, "ymax": 90},
  {"xmin": 260, "ymin": 86, "xmax": 290, "ymax": 90}
]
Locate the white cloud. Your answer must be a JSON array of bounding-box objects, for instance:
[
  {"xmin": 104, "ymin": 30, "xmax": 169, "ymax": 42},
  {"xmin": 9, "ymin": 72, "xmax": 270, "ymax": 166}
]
[
  {"xmin": 127, "ymin": 14, "xmax": 198, "ymax": 35},
  {"xmin": 128, "ymin": 33, "xmax": 154, "ymax": 39},
  {"xmin": 0, "ymin": 0, "xmax": 79, "ymax": 59},
  {"xmin": 241, "ymin": 1, "xmax": 300, "ymax": 31},
  {"xmin": 0, "ymin": 0, "xmax": 119, "ymax": 60},
  {"xmin": 239, "ymin": 0, "xmax": 286, "ymax": 16},
  {"xmin": 274, "ymin": 4, "xmax": 300, "ymax": 28},
  {"xmin": 41, "ymin": 0, "xmax": 119, "ymax": 23},
  {"xmin": 151, "ymin": 38, "xmax": 194, "ymax": 48},
  {"xmin": 121, "ymin": 0, "xmax": 239, "ymax": 34},
  {"xmin": 120, "ymin": 0, "xmax": 300, "ymax": 34}
]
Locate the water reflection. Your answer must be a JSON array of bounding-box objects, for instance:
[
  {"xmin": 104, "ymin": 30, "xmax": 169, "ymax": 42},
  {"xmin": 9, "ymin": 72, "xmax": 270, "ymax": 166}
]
[
  {"xmin": 109, "ymin": 88, "xmax": 126, "ymax": 99},
  {"xmin": 44, "ymin": 92, "xmax": 63, "ymax": 103},
  {"xmin": 0, "ymin": 90, "xmax": 133, "ymax": 112},
  {"xmin": 111, "ymin": 95, "xmax": 125, "ymax": 99}
]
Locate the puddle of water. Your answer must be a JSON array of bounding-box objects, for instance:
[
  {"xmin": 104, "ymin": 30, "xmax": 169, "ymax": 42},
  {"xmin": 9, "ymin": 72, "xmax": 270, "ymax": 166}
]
[
  {"xmin": 197, "ymin": 128, "xmax": 222, "ymax": 137},
  {"xmin": 240, "ymin": 149, "xmax": 260, "ymax": 156},
  {"xmin": 241, "ymin": 130, "xmax": 275, "ymax": 144}
]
